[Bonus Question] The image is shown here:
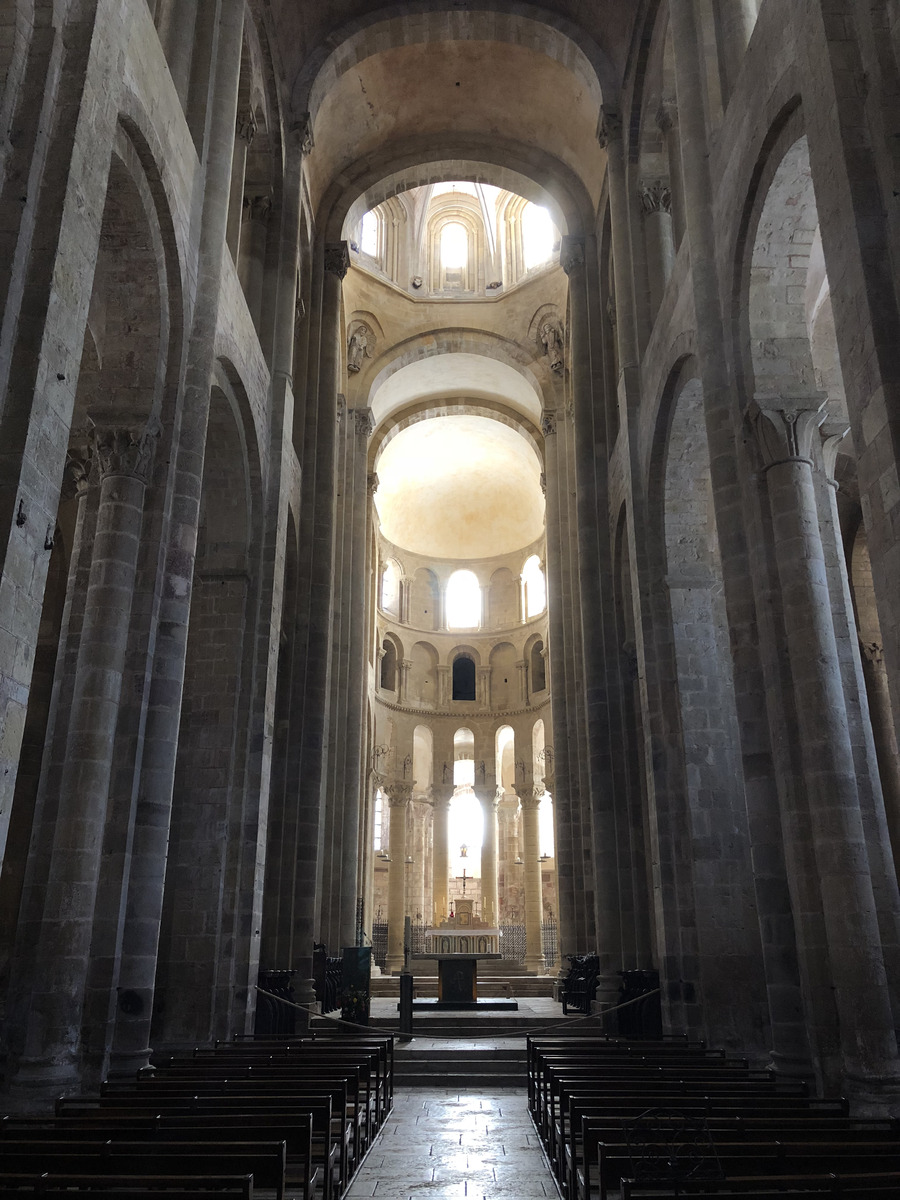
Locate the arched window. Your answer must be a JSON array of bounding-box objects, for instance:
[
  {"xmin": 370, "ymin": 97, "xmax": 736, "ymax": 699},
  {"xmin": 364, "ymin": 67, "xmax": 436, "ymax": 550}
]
[
  {"xmin": 380, "ymin": 639, "xmax": 398, "ymax": 690},
  {"xmin": 522, "ymin": 203, "xmax": 555, "ymax": 269},
  {"xmin": 522, "ymin": 554, "xmax": 546, "ymax": 618},
  {"xmin": 441, "ymin": 222, "xmax": 468, "ymax": 268},
  {"xmin": 373, "ymin": 788, "xmax": 384, "ymax": 851},
  {"xmin": 381, "ymin": 559, "xmax": 401, "ymax": 616},
  {"xmin": 530, "ymin": 639, "xmax": 546, "ymax": 693},
  {"xmin": 452, "ymin": 655, "xmax": 476, "ymax": 701},
  {"xmin": 361, "ymin": 210, "xmax": 379, "ymax": 257},
  {"xmin": 447, "ymin": 569, "xmax": 481, "ymax": 629}
]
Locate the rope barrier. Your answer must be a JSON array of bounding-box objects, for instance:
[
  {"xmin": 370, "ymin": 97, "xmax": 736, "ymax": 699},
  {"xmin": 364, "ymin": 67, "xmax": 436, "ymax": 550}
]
[{"xmin": 254, "ymin": 984, "xmax": 662, "ymax": 1042}]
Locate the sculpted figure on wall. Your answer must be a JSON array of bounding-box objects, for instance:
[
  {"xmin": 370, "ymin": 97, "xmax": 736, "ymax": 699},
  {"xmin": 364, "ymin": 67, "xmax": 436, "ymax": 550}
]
[
  {"xmin": 348, "ymin": 323, "xmax": 375, "ymax": 372},
  {"xmin": 540, "ymin": 320, "xmax": 565, "ymax": 373}
]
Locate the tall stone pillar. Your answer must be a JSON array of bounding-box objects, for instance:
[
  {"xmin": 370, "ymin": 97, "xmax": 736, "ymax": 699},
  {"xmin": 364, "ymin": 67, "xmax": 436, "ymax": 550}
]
[
  {"xmin": 399, "ymin": 658, "xmax": 412, "ymax": 703},
  {"xmin": 516, "ymin": 660, "xmax": 528, "ymax": 705},
  {"xmin": 385, "ymin": 781, "xmax": 412, "ymax": 973},
  {"xmin": 538, "ymin": 406, "xmax": 578, "ymax": 964},
  {"xmin": 431, "ymin": 784, "xmax": 453, "ymax": 925},
  {"xmin": 861, "ymin": 641, "xmax": 900, "ymax": 875},
  {"xmin": 669, "ymin": 0, "xmax": 803, "ymax": 1064},
  {"xmin": 656, "ymin": 100, "xmax": 686, "ymax": 249},
  {"xmin": 477, "ymin": 787, "xmax": 500, "ymax": 927},
  {"xmin": 713, "ymin": 0, "xmax": 758, "ymax": 104},
  {"xmin": 478, "ymin": 667, "xmax": 491, "ymax": 709},
  {"xmin": 336, "ymin": 407, "xmax": 375, "ymax": 948},
  {"xmin": 639, "ymin": 180, "xmax": 675, "ymax": 317},
  {"xmin": 227, "ymin": 108, "xmax": 255, "ymax": 258},
  {"xmin": 238, "ymin": 194, "xmax": 271, "ymax": 330},
  {"xmin": 437, "ymin": 665, "xmax": 450, "ymax": 709},
  {"xmin": 749, "ymin": 394, "xmax": 900, "ymax": 1095},
  {"xmin": 520, "ymin": 784, "xmax": 545, "ymax": 974},
  {"xmin": 15, "ymin": 426, "xmax": 154, "ymax": 1091}
]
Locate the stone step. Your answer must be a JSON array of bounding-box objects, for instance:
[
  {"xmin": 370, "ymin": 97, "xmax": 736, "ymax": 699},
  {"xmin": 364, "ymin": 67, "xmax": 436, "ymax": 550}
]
[
  {"xmin": 394, "ymin": 1071, "xmax": 526, "ymax": 1088},
  {"xmin": 393, "ymin": 1045, "xmax": 528, "ymax": 1087},
  {"xmin": 370, "ymin": 975, "xmax": 555, "ymax": 997}
]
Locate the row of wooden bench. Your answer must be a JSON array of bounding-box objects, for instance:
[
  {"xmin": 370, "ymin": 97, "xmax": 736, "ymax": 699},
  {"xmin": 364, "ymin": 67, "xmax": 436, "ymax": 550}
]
[
  {"xmin": 0, "ymin": 1032, "xmax": 394, "ymax": 1200},
  {"xmin": 526, "ymin": 1035, "xmax": 900, "ymax": 1199}
]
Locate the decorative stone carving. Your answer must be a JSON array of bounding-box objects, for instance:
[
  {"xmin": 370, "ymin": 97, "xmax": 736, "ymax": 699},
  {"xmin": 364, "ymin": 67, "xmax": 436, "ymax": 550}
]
[
  {"xmin": 243, "ymin": 193, "xmax": 272, "ymax": 223},
  {"xmin": 64, "ymin": 440, "xmax": 96, "ymax": 498},
  {"xmin": 539, "ymin": 319, "xmax": 565, "ymax": 374},
  {"xmin": 367, "ymin": 472, "xmax": 380, "ymax": 496},
  {"xmin": 747, "ymin": 394, "xmax": 828, "ymax": 469},
  {"xmin": 294, "ymin": 294, "xmax": 306, "ymax": 329},
  {"xmin": 385, "ymin": 780, "xmax": 414, "ymax": 807},
  {"xmin": 352, "ymin": 408, "xmax": 375, "ymax": 438},
  {"xmin": 596, "ymin": 105, "xmax": 623, "ymax": 148},
  {"xmin": 540, "ymin": 472, "xmax": 547, "ymax": 496},
  {"xmin": 821, "ymin": 423, "xmax": 851, "ymax": 483},
  {"xmin": 93, "ymin": 426, "xmax": 157, "ymax": 483},
  {"xmin": 518, "ymin": 786, "xmax": 542, "ymax": 812},
  {"xmin": 296, "ymin": 112, "xmax": 314, "ymax": 156},
  {"xmin": 639, "ymin": 179, "xmax": 672, "ymax": 216},
  {"xmin": 347, "ymin": 323, "xmax": 375, "ymax": 372},
  {"xmin": 862, "ymin": 640, "xmax": 885, "ymax": 665},
  {"xmin": 541, "ymin": 411, "xmax": 558, "ymax": 438},
  {"xmin": 324, "ymin": 242, "xmax": 350, "ymax": 279},
  {"xmin": 236, "ymin": 108, "xmax": 257, "ymax": 145},
  {"xmin": 560, "ymin": 235, "xmax": 585, "ymax": 276}
]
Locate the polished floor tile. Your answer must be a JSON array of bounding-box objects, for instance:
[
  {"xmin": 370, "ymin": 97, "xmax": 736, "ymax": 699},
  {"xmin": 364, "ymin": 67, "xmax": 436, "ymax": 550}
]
[{"xmin": 347, "ymin": 1089, "xmax": 561, "ymax": 1200}]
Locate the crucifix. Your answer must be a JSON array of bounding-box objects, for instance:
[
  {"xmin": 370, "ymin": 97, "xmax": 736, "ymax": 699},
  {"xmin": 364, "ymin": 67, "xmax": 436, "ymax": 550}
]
[{"xmin": 460, "ymin": 868, "xmax": 468, "ymax": 895}]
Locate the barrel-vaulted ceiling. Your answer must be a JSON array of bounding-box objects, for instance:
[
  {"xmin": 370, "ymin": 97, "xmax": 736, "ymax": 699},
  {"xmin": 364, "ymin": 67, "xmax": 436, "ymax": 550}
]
[{"xmin": 274, "ymin": 3, "xmax": 635, "ymax": 222}]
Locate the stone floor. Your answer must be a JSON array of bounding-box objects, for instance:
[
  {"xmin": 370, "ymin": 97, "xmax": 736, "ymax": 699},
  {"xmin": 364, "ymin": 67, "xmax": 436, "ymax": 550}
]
[{"xmin": 347, "ymin": 1089, "xmax": 561, "ymax": 1199}]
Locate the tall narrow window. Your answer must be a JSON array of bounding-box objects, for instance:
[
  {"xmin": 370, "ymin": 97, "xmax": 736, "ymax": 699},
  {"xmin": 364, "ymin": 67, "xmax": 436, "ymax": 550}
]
[
  {"xmin": 373, "ymin": 788, "xmax": 384, "ymax": 851},
  {"xmin": 452, "ymin": 655, "xmax": 476, "ymax": 701},
  {"xmin": 441, "ymin": 222, "xmax": 468, "ymax": 268},
  {"xmin": 522, "ymin": 554, "xmax": 546, "ymax": 618},
  {"xmin": 530, "ymin": 639, "xmax": 546, "ymax": 693},
  {"xmin": 447, "ymin": 569, "xmax": 481, "ymax": 629},
  {"xmin": 522, "ymin": 204, "xmax": 555, "ymax": 269},
  {"xmin": 361, "ymin": 210, "xmax": 379, "ymax": 257},
  {"xmin": 381, "ymin": 639, "xmax": 397, "ymax": 690}
]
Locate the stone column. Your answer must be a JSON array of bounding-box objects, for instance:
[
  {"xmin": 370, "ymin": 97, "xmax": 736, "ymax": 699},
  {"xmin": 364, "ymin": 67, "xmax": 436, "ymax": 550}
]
[
  {"xmin": 385, "ymin": 781, "xmax": 412, "ymax": 973},
  {"xmin": 860, "ymin": 640, "xmax": 900, "ymax": 876},
  {"xmin": 656, "ymin": 100, "xmax": 686, "ymax": 249},
  {"xmin": 238, "ymin": 193, "xmax": 271, "ymax": 330},
  {"xmin": 226, "ymin": 108, "xmax": 255, "ymax": 259},
  {"xmin": 431, "ymin": 783, "xmax": 453, "ymax": 925},
  {"xmin": 515, "ymin": 659, "xmax": 528, "ymax": 705},
  {"xmin": 15, "ymin": 426, "xmax": 154, "ymax": 1091},
  {"xmin": 337, "ymin": 407, "xmax": 375, "ymax": 947},
  {"xmin": 749, "ymin": 394, "xmax": 900, "ymax": 1095},
  {"xmin": 520, "ymin": 784, "xmax": 545, "ymax": 974},
  {"xmin": 639, "ymin": 180, "xmax": 675, "ymax": 317},
  {"xmin": 437, "ymin": 665, "xmax": 450, "ymax": 709},
  {"xmin": 713, "ymin": 0, "xmax": 759, "ymax": 105},
  {"xmin": 399, "ymin": 658, "xmax": 413, "ymax": 704},
  {"xmin": 477, "ymin": 786, "xmax": 501, "ymax": 927},
  {"xmin": 400, "ymin": 577, "xmax": 412, "ymax": 625},
  {"xmin": 479, "ymin": 666, "xmax": 491, "ymax": 710}
]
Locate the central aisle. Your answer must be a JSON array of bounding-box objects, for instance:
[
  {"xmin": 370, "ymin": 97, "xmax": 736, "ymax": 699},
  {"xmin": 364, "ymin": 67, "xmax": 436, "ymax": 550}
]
[{"xmin": 347, "ymin": 1088, "xmax": 560, "ymax": 1199}]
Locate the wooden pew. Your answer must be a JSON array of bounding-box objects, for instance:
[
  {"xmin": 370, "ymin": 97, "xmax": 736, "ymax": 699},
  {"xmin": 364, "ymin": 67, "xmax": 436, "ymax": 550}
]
[{"xmin": 0, "ymin": 1174, "xmax": 255, "ymax": 1200}]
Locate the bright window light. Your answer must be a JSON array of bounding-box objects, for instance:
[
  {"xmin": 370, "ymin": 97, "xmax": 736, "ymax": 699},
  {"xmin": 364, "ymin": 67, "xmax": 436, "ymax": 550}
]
[
  {"xmin": 373, "ymin": 789, "xmax": 384, "ymax": 851},
  {"xmin": 446, "ymin": 569, "xmax": 481, "ymax": 629},
  {"xmin": 523, "ymin": 554, "xmax": 546, "ymax": 618},
  {"xmin": 539, "ymin": 791, "xmax": 555, "ymax": 858},
  {"xmin": 441, "ymin": 222, "xmax": 468, "ymax": 269},
  {"xmin": 523, "ymin": 204, "xmax": 555, "ymax": 270},
  {"xmin": 361, "ymin": 211, "xmax": 378, "ymax": 256}
]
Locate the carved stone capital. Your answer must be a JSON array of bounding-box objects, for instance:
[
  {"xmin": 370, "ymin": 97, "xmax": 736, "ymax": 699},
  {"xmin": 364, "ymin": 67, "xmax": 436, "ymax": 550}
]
[
  {"xmin": 519, "ymin": 786, "xmax": 542, "ymax": 811},
  {"xmin": 821, "ymin": 422, "xmax": 851, "ymax": 482},
  {"xmin": 747, "ymin": 394, "xmax": 828, "ymax": 469},
  {"xmin": 367, "ymin": 471, "xmax": 380, "ymax": 496},
  {"xmin": 431, "ymin": 783, "xmax": 455, "ymax": 808},
  {"xmin": 94, "ymin": 426, "xmax": 157, "ymax": 483},
  {"xmin": 656, "ymin": 98, "xmax": 678, "ymax": 134},
  {"xmin": 324, "ymin": 242, "xmax": 351, "ymax": 280},
  {"xmin": 236, "ymin": 108, "xmax": 257, "ymax": 145},
  {"xmin": 596, "ymin": 105, "xmax": 623, "ymax": 148},
  {"xmin": 352, "ymin": 408, "xmax": 375, "ymax": 438},
  {"xmin": 560, "ymin": 235, "xmax": 585, "ymax": 276},
  {"xmin": 64, "ymin": 440, "xmax": 96, "ymax": 498},
  {"xmin": 385, "ymin": 780, "xmax": 414, "ymax": 807},
  {"xmin": 243, "ymin": 193, "xmax": 272, "ymax": 223},
  {"xmin": 639, "ymin": 179, "xmax": 672, "ymax": 216},
  {"xmin": 541, "ymin": 411, "xmax": 558, "ymax": 438}
]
